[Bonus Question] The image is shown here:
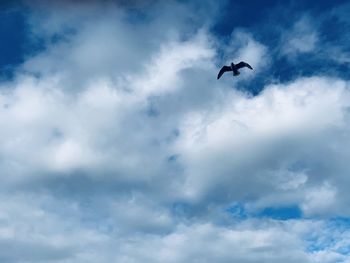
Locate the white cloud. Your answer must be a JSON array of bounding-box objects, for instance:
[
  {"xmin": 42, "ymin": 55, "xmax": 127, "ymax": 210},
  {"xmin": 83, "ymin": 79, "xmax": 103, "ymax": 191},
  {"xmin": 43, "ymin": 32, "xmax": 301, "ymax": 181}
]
[
  {"xmin": 1, "ymin": 1, "xmax": 350, "ymax": 262},
  {"xmin": 301, "ymin": 182, "xmax": 337, "ymax": 216},
  {"xmin": 281, "ymin": 16, "xmax": 318, "ymax": 57},
  {"xmin": 1, "ymin": 195, "xmax": 346, "ymax": 263},
  {"xmin": 176, "ymin": 76, "xmax": 350, "ymax": 214},
  {"xmin": 219, "ymin": 30, "xmax": 269, "ymax": 79}
]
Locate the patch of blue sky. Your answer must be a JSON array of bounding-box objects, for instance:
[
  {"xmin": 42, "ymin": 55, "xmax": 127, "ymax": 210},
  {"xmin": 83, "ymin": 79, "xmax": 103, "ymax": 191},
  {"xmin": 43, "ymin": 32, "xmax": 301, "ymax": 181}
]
[
  {"xmin": 304, "ymin": 217, "xmax": 350, "ymax": 254},
  {"xmin": 225, "ymin": 203, "xmax": 349, "ymax": 255},
  {"xmin": 0, "ymin": 3, "xmax": 77, "ymax": 82},
  {"xmin": 3, "ymin": 0, "xmax": 349, "ymax": 90},
  {"xmin": 226, "ymin": 203, "xmax": 302, "ymax": 220},
  {"xmin": 225, "ymin": 202, "xmax": 248, "ymax": 219},
  {"xmin": 337, "ymin": 246, "xmax": 350, "ymax": 256},
  {"xmin": 257, "ymin": 205, "xmax": 302, "ymax": 220},
  {"xmin": 213, "ymin": 0, "xmax": 349, "ymax": 39},
  {"xmin": 307, "ymin": 242, "xmax": 350, "ymax": 256},
  {"xmin": 212, "ymin": 0, "xmax": 350, "ymax": 94},
  {"xmin": 0, "ymin": 6, "xmax": 27, "ymax": 80},
  {"xmin": 224, "ymin": 202, "xmax": 350, "ymax": 256},
  {"xmin": 305, "ymin": 237, "xmax": 347, "ymax": 256},
  {"xmin": 306, "ymin": 238, "xmax": 335, "ymax": 253}
]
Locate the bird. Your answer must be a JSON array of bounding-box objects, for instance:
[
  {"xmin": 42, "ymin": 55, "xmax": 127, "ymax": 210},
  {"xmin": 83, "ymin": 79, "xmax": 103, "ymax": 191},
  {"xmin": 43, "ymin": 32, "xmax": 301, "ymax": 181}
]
[{"xmin": 217, "ymin": 61, "xmax": 253, "ymax": 79}]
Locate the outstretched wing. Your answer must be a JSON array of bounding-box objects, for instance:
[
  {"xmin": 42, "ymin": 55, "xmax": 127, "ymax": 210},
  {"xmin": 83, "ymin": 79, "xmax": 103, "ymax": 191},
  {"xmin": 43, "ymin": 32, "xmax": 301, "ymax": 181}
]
[
  {"xmin": 236, "ymin": 61, "xmax": 253, "ymax": 70},
  {"xmin": 217, "ymin": 66, "xmax": 232, "ymax": 79}
]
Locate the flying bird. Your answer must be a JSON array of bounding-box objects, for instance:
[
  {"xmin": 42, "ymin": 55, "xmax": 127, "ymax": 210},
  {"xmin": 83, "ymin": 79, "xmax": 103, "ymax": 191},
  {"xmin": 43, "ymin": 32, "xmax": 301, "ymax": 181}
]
[{"xmin": 217, "ymin": 61, "xmax": 253, "ymax": 79}]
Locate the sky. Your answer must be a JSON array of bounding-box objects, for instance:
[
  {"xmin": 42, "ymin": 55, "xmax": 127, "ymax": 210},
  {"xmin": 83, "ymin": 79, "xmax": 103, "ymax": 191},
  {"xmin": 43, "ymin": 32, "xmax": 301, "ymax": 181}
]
[{"xmin": 1, "ymin": 0, "xmax": 350, "ymax": 262}]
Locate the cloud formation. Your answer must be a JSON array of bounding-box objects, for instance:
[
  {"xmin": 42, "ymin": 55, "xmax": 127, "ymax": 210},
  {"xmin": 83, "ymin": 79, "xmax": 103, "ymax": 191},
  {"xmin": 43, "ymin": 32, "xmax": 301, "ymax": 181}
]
[{"xmin": 1, "ymin": 1, "xmax": 350, "ymax": 262}]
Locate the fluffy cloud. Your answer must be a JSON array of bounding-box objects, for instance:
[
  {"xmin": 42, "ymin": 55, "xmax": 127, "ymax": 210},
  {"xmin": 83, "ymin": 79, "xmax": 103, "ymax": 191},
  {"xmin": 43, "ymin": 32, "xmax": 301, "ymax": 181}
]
[
  {"xmin": 176, "ymin": 76, "xmax": 350, "ymax": 215},
  {"xmin": 1, "ymin": 194, "xmax": 347, "ymax": 263},
  {"xmin": 1, "ymin": 1, "xmax": 350, "ymax": 262},
  {"xmin": 219, "ymin": 30, "xmax": 269, "ymax": 79}
]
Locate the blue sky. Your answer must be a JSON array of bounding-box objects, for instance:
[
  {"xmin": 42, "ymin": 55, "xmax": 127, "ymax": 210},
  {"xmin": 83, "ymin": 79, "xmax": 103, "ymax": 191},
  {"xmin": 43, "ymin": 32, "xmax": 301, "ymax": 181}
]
[{"xmin": 1, "ymin": 1, "xmax": 350, "ymax": 262}]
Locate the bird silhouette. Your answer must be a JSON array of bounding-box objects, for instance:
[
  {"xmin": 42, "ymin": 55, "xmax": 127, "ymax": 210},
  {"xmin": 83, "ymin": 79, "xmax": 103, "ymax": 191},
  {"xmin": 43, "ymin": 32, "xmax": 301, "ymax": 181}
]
[{"xmin": 217, "ymin": 61, "xmax": 253, "ymax": 79}]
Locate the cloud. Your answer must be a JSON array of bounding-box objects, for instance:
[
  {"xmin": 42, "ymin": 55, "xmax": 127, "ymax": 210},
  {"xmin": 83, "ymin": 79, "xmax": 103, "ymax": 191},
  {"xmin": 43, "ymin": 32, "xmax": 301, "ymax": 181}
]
[
  {"xmin": 1, "ymin": 194, "xmax": 347, "ymax": 263},
  {"xmin": 280, "ymin": 16, "xmax": 318, "ymax": 57},
  {"xmin": 114, "ymin": 221, "xmax": 311, "ymax": 263},
  {"xmin": 1, "ymin": 1, "xmax": 350, "ymax": 262},
  {"xmin": 176, "ymin": 76, "xmax": 350, "ymax": 216},
  {"xmin": 301, "ymin": 182, "xmax": 337, "ymax": 216},
  {"xmin": 276, "ymin": 5, "xmax": 350, "ymax": 68},
  {"xmin": 219, "ymin": 30, "xmax": 269, "ymax": 79}
]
